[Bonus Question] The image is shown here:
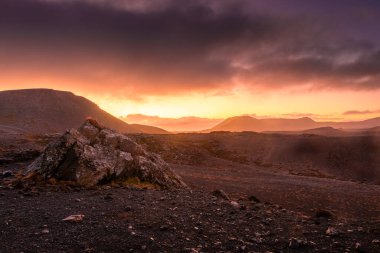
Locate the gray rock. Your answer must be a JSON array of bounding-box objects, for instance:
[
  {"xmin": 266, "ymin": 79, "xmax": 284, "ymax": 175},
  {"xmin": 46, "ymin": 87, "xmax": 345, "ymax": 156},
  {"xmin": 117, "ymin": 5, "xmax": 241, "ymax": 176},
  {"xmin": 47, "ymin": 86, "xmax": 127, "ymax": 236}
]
[
  {"xmin": 289, "ymin": 238, "xmax": 302, "ymax": 249},
  {"xmin": 315, "ymin": 209, "xmax": 333, "ymax": 219},
  {"xmin": 230, "ymin": 201, "xmax": 240, "ymax": 209},
  {"xmin": 248, "ymin": 195, "xmax": 261, "ymax": 203},
  {"xmin": 2, "ymin": 170, "xmax": 13, "ymax": 178},
  {"xmin": 212, "ymin": 189, "xmax": 230, "ymax": 201},
  {"xmin": 355, "ymin": 242, "xmax": 367, "ymax": 252},
  {"xmin": 326, "ymin": 227, "xmax": 340, "ymax": 236},
  {"xmin": 26, "ymin": 119, "xmax": 187, "ymax": 189}
]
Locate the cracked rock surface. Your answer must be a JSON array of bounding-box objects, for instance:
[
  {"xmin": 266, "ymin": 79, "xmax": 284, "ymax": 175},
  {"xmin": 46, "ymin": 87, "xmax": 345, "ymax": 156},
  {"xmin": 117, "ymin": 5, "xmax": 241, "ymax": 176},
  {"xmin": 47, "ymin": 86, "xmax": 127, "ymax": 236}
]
[{"xmin": 26, "ymin": 119, "xmax": 186, "ymax": 189}]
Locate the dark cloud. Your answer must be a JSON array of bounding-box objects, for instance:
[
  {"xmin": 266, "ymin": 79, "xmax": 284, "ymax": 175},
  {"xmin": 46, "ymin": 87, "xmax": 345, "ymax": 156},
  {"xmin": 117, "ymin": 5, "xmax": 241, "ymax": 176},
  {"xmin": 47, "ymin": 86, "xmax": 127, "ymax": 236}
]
[{"xmin": 1, "ymin": 0, "xmax": 380, "ymax": 98}]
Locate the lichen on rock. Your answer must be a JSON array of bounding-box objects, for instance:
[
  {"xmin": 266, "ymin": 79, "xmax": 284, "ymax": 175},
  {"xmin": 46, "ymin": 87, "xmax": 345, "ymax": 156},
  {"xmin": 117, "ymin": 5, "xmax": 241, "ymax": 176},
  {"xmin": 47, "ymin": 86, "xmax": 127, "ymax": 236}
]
[{"xmin": 26, "ymin": 119, "xmax": 187, "ymax": 189}]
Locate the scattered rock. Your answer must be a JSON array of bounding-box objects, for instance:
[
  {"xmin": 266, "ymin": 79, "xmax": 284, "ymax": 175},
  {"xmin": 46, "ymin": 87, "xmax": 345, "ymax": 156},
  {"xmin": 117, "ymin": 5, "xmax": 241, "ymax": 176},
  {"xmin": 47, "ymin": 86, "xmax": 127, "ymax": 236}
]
[
  {"xmin": 315, "ymin": 209, "xmax": 333, "ymax": 219},
  {"xmin": 212, "ymin": 189, "xmax": 230, "ymax": 201},
  {"xmin": 41, "ymin": 228, "xmax": 50, "ymax": 234},
  {"xmin": 26, "ymin": 119, "xmax": 187, "ymax": 189},
  {"xmin": 326, "ymin": 227, "xmax": 340, "ymax": 236},
  {"xmin": 355, "ymin": 242, "xmax": 367, "ymax": 252},
  {"xmin": 62, "ymin": 214, "xmax": 85, "ymax": 222},
  {"xmin": 2, "ymin": 170, "xmax": 13, "ymax": 178},
  {"xmin": 289, "ymin": 238, "xmax": 303, "ymax": 249},
  {"xmin": 23, "ymin": 192, "xmax": 33, "ymax": 197},
  {"xmin": 230, "ymin": 201, "xmax": 240, "ymax": 209},
  {"xmin": 104, "ymin": 194, "xmax": 113, "ymax": 201},
  {"xmin": 248, "ymin": 195, "xmax": 261, "ymax": 203}
]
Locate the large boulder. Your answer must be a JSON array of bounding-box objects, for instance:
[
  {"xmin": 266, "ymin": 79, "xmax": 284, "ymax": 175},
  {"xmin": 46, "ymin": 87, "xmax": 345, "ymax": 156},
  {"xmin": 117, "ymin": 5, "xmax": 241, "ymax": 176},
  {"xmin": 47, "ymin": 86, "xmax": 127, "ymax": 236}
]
[{"xmin": 26, "ymin": 119, "xmax": 187, "ymax": 189}]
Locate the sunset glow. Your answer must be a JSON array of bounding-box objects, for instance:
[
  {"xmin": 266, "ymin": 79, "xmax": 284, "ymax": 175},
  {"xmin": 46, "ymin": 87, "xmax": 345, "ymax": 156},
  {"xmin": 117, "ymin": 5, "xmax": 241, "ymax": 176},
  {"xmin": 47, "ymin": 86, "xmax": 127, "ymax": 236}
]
[{"xmin": 1, "ymin": 0, "xmax": 380, "ymax": 131}]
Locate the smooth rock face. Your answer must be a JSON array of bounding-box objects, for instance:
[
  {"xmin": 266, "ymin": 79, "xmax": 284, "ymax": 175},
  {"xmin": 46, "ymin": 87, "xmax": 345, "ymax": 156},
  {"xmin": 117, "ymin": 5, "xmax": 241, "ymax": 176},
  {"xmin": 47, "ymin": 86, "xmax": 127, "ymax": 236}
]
[{"xmin": 27, "ymin": 119, "xmax": 187, "ymax": 188}]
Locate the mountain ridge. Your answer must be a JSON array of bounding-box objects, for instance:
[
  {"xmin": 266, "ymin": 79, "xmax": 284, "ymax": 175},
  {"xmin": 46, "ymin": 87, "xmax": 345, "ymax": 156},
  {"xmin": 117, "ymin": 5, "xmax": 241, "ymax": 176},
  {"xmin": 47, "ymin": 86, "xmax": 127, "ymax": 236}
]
[
  {"xmin": 206, "ymin": 115, "xmax": 380, "ymax": 133},
  {"xmin": 0, "ymin": 89, "xmax": 168, "ymax": 134}
]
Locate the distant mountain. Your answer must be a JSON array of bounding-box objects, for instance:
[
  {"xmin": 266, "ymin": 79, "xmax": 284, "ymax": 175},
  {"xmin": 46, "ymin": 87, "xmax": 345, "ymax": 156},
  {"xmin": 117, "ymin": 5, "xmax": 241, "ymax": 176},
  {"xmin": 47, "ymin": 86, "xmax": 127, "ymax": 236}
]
[
  {"xmin": 328, "ymin": 117, "xmax": 380, "ymax": 129},
  {"xmin": 207, "ymin": 116, "xmax": 317, "ymax": 132},
  {"xmin": 207, "ymin": 115, "xmax": 380, "ymax": 133},
  {"xmin": 120, "ymin": 114, "xmax": 223, "ymax": 132},
  {"xmin": 130, "ymin": 124, "xmax": 168, "ymax": 134},
  {"xmin": 265, "ymin": 127, "xmax": 347, "ymax": 137},
  {"xmin": 0, "ymin": 89, "xmax": 168, "ymax": 134},
  {"xmin": 365, "ymin": 126, "xmax": 380, "ymax": 135},
  {"xmin": 301, "ymin": 127, "xmax": 346, "ymax": 136}
]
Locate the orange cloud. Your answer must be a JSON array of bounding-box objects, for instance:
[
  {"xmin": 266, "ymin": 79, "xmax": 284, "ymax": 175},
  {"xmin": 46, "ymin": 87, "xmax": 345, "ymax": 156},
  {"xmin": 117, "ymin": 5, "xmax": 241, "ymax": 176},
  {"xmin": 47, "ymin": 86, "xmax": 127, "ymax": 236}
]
[{"xmin": 1, "ymin": 0, "xmax": 380, "ymax": 120}]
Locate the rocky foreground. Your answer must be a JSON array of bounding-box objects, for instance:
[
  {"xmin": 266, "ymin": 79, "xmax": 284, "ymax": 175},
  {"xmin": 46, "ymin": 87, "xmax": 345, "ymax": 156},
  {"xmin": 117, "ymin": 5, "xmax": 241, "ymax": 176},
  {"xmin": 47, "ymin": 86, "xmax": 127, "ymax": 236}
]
[
  {"xmin": 0, "ymin": 185, "xmax": 379, "ymax": 253},
  {"xmin": 1, "ymin": 121, "xmax": 380, "ymax": 252}
]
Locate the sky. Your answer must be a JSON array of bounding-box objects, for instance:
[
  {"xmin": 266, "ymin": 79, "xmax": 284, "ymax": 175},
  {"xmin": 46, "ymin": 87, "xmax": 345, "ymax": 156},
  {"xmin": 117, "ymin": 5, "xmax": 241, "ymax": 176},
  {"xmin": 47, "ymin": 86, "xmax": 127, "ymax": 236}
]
[{"xmin": 1, "ymin": 0, "xmax": 380, "ymax": 127}]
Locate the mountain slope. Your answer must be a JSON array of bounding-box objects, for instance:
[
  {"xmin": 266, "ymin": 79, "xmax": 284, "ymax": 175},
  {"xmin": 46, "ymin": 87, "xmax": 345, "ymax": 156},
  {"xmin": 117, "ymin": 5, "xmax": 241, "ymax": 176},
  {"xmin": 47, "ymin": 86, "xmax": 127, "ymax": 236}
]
[
  {"xmin": 328, "ymin": 117, "xmax": 380, "ymax": 129},
  {"xmin": 365, "ymin": 126, "xmax": 380, "ymax": 135},
  {"xmin": 266, "ymin": 127, "xmax": 347, "ymax": 136},
  {"xmin": 130, "ymin": 124, "xmax": 169, "ymax": 134},
  {"xmin": 207, "ymin": 115, "xmax": 380, "ymax": 133},
  {"xmin": 208, "ymin": 116, "xmax": 317, "ymax": 132},
  {"xmin": 0, "ymin": 89, "xmax": 168, "ymax": 134}
]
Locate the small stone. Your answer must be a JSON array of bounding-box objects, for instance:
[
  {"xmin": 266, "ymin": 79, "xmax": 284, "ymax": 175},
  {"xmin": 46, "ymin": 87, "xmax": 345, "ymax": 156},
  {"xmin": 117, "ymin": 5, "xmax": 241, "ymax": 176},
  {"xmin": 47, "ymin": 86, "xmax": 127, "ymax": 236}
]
[
  {"xmin": 104, "ymin": 194, "xmax": 113, "ymax": 200},
  {"xmin": 315, "ymin": 210, "xmax": 333, "ymax": 219},
  {"xmin": 212, "ymin": 189, "xmax": 230, "ymax": 201},
  {"xmin": 62, "ymin": 214, "xmax": 84, "ymax": 222},
  {"xmin": 372, "ymin": 239, "xmax": 380, "ymax": 244},
  {"xmin": 251, "ymin": 237, "xmax": 263, "ymax": 243},
  {"xmin": 41, "ymin": 228, "xmax": 49, "ymax": 234},
  {"xmin": 124, "ymin": 206, "xmax": 132, "ymax": 212},
  {"xmin": 230, "ymin": 201, "xmax": 240, "ymax": 209},
  {"xmin": 2, "ymin": 171, "xmax": 13, "ymax": 178},
  {"xmin": 160, "ymin": 225, "xmax": 169, "ymax": 231},
  {"xmin": 326, "ymin": 227, "xmax": 339, "ymax": 236},
  {"xmin": 248, "ymin": 195, "xmax": 261, "ymax": 203},
  {"xmin": 355, "ymin": 242, "xmax": 366, "ymax": 252},
  {"xmin": 289, "ymin": 238, "xmax": 302, "ymax": 249}
]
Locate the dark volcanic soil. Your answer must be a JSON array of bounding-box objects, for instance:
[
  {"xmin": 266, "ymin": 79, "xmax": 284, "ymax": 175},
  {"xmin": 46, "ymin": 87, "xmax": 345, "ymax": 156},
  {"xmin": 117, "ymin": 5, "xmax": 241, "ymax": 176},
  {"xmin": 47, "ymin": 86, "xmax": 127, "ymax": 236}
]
[
  {"xmin": 0, "ymin": 187, "xmax": 379, "ymax": 253},
  {"xmin": 132, "ymin": 133, "xmax": 380, "ymax": 220},
  {"xmin": 1, "ymin": 131, "xmax": 380, "ymax": 252}
]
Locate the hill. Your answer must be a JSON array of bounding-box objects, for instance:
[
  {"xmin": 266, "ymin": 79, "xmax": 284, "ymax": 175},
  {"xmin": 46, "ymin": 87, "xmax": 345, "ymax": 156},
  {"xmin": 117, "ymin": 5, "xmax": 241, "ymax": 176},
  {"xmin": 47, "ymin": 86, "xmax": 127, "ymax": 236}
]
[
  {"xmin": 207, "ymin": 115, "xmax": 380, "ymax": 133},
  {"xmin": 0, "ymin": 89, "xmax": 168, "ymax": 134},
  {"xmin": 365, "ymin": 126, "xmax": 380, "ymax": 135},
  {"xmin": 207, "ymin": 116, "xmax": 317, "ymax": 132},
  {"xmin": 265, "ymin": 127, "xmax": 347, "ymax": 137},
  {"xmin": 130, "ymin": 124, "xmax": 169, "ymax": 134}
]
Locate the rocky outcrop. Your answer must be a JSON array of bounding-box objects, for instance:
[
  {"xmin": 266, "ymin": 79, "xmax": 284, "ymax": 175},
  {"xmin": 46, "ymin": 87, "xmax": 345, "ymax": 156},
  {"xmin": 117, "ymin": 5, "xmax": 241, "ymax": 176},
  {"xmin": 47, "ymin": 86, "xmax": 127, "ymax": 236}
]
[{"xmin": 26, "ymin": 119, "xmax": 186, "ymax": 188}]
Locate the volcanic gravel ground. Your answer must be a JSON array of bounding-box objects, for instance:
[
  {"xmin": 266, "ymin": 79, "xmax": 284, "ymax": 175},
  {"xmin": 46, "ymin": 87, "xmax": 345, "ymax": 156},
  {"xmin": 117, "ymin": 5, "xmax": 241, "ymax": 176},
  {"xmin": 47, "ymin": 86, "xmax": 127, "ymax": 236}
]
[{"xmin": 0, "ymin": 187, "xmax": 379, "ymax": 253}]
